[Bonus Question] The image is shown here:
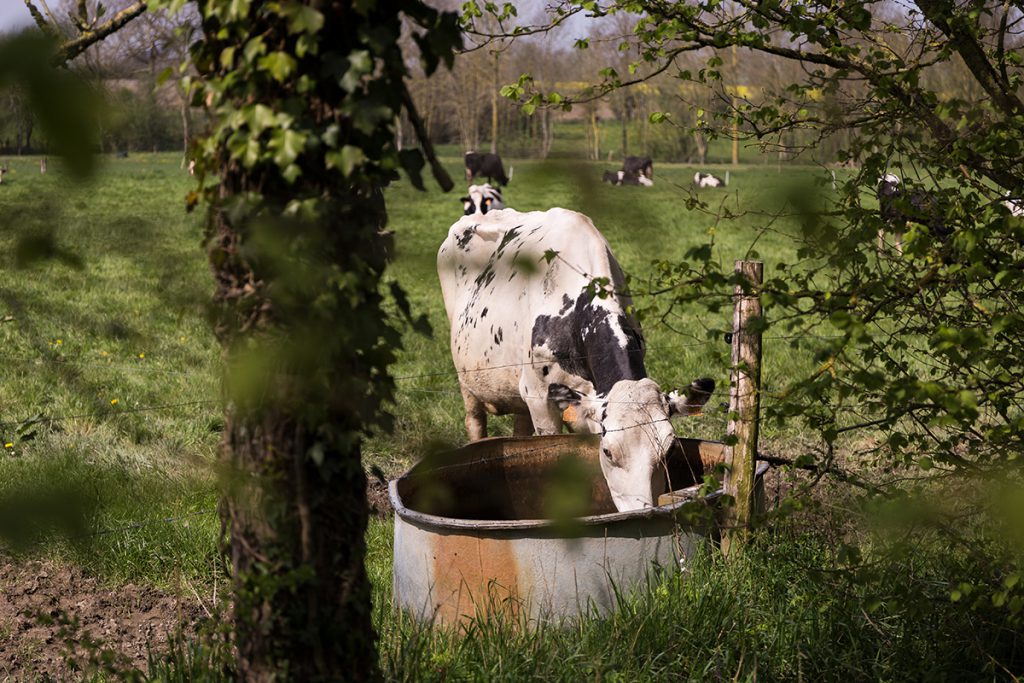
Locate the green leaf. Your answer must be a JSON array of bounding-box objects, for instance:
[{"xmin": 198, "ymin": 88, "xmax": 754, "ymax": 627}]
[
  {"xmin": 326, "ymin": 145, "xmax": 367, "ymax": 176},
  {"xmin": 271, "ymin": 129, "xmax": 306, "ymax": 167},
  {"xmin": 284, "ymin": 4, "xmax": 325, "ymax": 34},
  {"xmin": 259, "ymin": 52, "xmax": 297, "ymax": 82},
  {"xmin": 243, "ymin": 36, "xmax": 266, "ymax": 63}
]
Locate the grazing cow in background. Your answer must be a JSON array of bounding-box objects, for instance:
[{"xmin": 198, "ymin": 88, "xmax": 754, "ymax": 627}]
[
  {"xmin": 437, "ymin": 205, "xmax": 714, "ymax": 511},
  {"xmin": 464, "ymin": 151, "xmax": 510, "ymax": 186},
  {"xmin": 602, "ymin": 169, "xmax": 653, "ymax": 187},
  {"xmin": 461, "ymin": 184, "xmax": 505, "ymax": 215},
  {"xmin": 877, "ymin": 173, "xmax": 952, "ymax": 253},
  {"xmin": 693, "ymin": 171, "xmax": 728, "ymax": 188},
  {"xmin": 623, "ymin": 155, "xmax": 654, "ymax": 180},
  {"xmin": 1002, "ymin": 196, "xmax": 1024, "ymax": 217}
]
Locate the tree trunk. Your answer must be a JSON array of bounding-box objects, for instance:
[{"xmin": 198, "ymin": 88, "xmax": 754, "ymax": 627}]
[
  {"xmin": 490, "ymin": 51, "xmax": 499, "ymax": 154},
  {"xmin": 694, "ymin": 131, "xmax": 707, "ymax": 165},
  {"xmin": 191, "ymin": 0, "xmax": 439, "ymax": 678},
  {"xmin": 180, "ymin": 95, "xmax": 191, "ymax": 166}
]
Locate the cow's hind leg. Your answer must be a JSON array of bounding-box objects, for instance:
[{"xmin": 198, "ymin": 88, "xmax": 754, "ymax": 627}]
[
  {"xmin": 513, "ymin": 413, "xmax": 534, "ymax": 437},
  {"xmin": 461, "ymin": 390, "xmax": 488, "ymax": 441}
]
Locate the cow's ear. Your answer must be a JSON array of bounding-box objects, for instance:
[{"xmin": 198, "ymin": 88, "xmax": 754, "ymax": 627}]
[
  {"xmin": 666, "ymin": 377, "xmax": 715, "ymax": 417},
  {"xmin": 548, "ymin": 383, "xmax": 582, "ymax": 410}
]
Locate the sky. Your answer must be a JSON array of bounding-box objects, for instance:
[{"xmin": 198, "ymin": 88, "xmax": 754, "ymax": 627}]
[{"xmin": 0, "ymin": 1, "xmax": 34, "ymax": 32}]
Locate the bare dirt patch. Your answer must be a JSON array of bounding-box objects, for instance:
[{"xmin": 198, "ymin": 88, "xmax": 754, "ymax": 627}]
[
  {"xmin": 367, "ymin": 478, "xmax": 392, "ymax": 518},
  {"xmin": 0, "ymin": 558, "xmax": 204, "ymax": 680}
]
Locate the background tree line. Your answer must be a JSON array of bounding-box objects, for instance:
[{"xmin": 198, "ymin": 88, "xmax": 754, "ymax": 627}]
[
  {"xmin": 4, "ymin": 0, "xmax": 1000, "ymax": 166},
  {"xmin": 0, "ymin": 0, "xmax": 196, "ymax": 156}
]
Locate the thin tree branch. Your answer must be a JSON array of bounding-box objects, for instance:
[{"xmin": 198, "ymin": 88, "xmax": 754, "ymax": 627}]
[
  {"xmin": 916, "ymin": 0, "xmax": 1024, "ymax": 116},
  {"xmin": 399, "ymin": 82, "xmax": 454, "ymax": 192}
]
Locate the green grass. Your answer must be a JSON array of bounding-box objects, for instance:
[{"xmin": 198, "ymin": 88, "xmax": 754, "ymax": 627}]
[
  {"xmin": 371, "ymin": 525, "xmax": 1016, "ymax": 682},
  {"xmin": 0, "ymin": 152, "xmax": 840, "ymax": 582},
  {"xmin": 5, "ymin": 153, "xmax": 1018, "ymax": 681}
]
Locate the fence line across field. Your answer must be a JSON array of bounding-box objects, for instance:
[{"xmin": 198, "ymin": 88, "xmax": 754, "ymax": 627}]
[
  {"xmin": 0, "ymin": 399, "xmax": 219, "ymax": 430},
  {"xmin": 0, "ymin": 333, "xmax": 844, "ymax": 382}
]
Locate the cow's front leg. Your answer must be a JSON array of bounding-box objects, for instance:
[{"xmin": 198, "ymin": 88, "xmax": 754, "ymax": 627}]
[
  {"xmin": 461, "ymin": 388, "xmax": 488, "ymax": 441},
  {"xmin": 519, "ymin": 372, "xmax": 562, "ymax": 435},
  {"xmin": 513, "ymin": 413, "xmax": 534, "ymax": 436}
]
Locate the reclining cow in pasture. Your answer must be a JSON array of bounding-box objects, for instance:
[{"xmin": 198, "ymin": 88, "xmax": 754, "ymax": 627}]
[
  {"xmin": 623, "ymin": 155, "xmax": 654, "ymax": 181},
  {"xmin": 602, "ymin": 169, "xmax": 653, "ymax": 186},
  {"xmin": 693, "ymin": 171, "xmax": 728, "ymax": 188},
  {"xmin": 437, "ymin": 204, "xmax": 714, "ymax": 511}
]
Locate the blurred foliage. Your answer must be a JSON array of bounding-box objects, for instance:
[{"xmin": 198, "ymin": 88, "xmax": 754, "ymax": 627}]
[
  {"xmin": 0, "ymin": 33, "xmax": 98, "ymax": 176},
  {"xmin": 473, "ymin": 0, "xmax": 1024, "ymax": 648}
]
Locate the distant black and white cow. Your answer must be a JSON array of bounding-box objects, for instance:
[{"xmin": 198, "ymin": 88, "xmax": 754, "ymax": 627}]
[
  {"xmin": 1001, "ymin": 196, "xmax": 1024, "ymax": 217},
  {"xmin": 693, "ymin": 171, "xmax": 728, "ymax": 188},
  {"xmin": 602, "ymin": 169, "xmax": 653, "ymax": 187},
  {"xmin": 464, "ymin": 151, "xmax": 510, "ymax": 186},
  {"xmin": 877, "ymin": 173, "xmax": 952, "ymax": 252},
  {"xmin": 623, "ymin": 155, "xmax": 654, "ymax": 180},
  {"xmin": 437, "ymin": 206, "xmax": 714, "ymax": 511},
  {"xmin": 460, "ymin": 184, "xmax": 505, "ymax": 216}
]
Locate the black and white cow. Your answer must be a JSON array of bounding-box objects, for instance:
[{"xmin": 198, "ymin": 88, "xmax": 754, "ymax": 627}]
[
  {"xmin": 1001, "ymin": 196, "xmax": 1024, "ymax": 217},
  {"xmin": 437, "ymin": 206, "xmax": 714, "ymax": 511},
  {"xmin": 465, "ymin": 151, "xmax": 510, "ymax": 186},
  {"xmin": 602, "ymin": 169, "xmax": 653, "ymax": 187},
  {"xmin": 461, "ymin": 184, "xmax": 505, "ymax": 216},
  {"xmin": 623, "ymin": 155, "xmax": 654, "ymax": 180},
  {"xmin": 877, "ymin": 173, "xmax": 952, "ymax": 252},
  {"xmin": 693, "ymin": 171, "xmax": 728, "ymax": 188}
]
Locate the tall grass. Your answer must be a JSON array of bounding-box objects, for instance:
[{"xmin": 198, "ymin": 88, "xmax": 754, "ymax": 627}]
[
  {"xmin": 372, "ymin": 524, "xmax": 1019, "ymax": 682},
  {"xmin": 3, "ymin": 155, "xmax": 1015, "ymax": 681},
  {"xmin": 0, "ymin": 153, "xmax": 845, "ymax": 583}
]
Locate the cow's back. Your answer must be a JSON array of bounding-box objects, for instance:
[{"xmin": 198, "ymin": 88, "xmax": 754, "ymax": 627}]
[{"xmin": 437, "ymin": 208, "xmax": 635, "ymax": 412}]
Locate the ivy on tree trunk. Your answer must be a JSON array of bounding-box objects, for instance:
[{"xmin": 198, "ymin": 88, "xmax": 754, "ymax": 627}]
[{"xmin": 187, "ymin": 1, "xmax": 459, "ymax": 679}]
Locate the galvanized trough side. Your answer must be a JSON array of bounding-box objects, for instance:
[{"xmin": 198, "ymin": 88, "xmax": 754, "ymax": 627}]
[{"xmin": 390, "ymin": 434, "xmax": 767, "ymax": 625}]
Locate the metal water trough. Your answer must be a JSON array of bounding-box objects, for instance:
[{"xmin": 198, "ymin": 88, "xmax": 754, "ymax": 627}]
[{"xmin": 390, "ymin": 434, "xmax": 768, "ymax": 625}]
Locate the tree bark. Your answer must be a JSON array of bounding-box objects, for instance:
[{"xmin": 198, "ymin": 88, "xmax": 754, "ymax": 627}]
[
  {"xmin": 490, "ymin": 51, "xmax": 499, "ymax": 154},
  {"xmin": 190, "ymin": 0, "xmax": 447, "ymax": 677}
]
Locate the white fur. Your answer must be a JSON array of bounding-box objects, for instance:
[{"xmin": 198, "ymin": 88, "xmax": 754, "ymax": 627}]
[{"xmin": 438, "ymin": 207, "xmax": 692, "ymax": 511}]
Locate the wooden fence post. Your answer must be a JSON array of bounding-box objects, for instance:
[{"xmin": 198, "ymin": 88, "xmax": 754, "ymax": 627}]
[{"xmin": 722, "ymin": 260, "xmax": 763, "ymax": 556}]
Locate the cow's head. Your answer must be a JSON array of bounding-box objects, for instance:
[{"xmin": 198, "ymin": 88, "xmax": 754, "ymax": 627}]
[
  {"xmin": 460, "ymin": 184, "xmax": 504, "ymax": 216},
  {"xmin": 877, "ymin": 173, "xmax": 901, "ymax": 198},
  {"xmin": 550, "ymin": 376, "xmax": 715, "ymax": 511}
]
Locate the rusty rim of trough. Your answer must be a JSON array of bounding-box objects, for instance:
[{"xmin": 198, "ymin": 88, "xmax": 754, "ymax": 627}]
[{"xmin": 389, "ymin": 434, "xmax": 770, "ymax": 531}]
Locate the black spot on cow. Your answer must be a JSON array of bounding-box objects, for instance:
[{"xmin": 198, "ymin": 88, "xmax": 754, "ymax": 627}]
[
  {"xmin": 494, "ymin": 327, "xmax": 503, "ymax": 345},
  {"xmin": 559, "ymin": 294, "xmax": 573, "ymax": 314},
  {"xmin": 481, "ymin": 307, "xmax": 488, "ymax": 318},
  {"xmin": 542, "ymin": 365, "xmax": 550, "ymax": 376},
  {"xmin": 532, "ymin": 295, "xmax": 647, "ymax": 397},
  {"xmin": 497, "ymin": 226, "xmax": 522, "ymax": 255},
  {"xmin": 456, "ymin": 227, "xmax": 476, "ymax": 250}
]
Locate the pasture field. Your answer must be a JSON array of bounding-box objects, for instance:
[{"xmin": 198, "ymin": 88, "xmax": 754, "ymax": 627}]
[{"xmin": 0, "ymin": 153, "xmax": 1015, "ymax": 680}]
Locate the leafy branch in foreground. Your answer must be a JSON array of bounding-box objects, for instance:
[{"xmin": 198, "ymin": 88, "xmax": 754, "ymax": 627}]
[{"xmin": 473, "ymin": 0, "xmax": 1024, "ymax": 626}]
